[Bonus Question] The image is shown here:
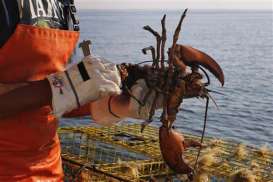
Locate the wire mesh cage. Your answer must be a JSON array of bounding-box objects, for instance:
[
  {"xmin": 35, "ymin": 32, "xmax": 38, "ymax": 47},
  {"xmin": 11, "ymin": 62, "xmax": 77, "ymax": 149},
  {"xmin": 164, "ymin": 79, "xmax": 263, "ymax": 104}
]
[{"xmin": 58, "ymin": 124, "xmax": 273, "ymax": 182}]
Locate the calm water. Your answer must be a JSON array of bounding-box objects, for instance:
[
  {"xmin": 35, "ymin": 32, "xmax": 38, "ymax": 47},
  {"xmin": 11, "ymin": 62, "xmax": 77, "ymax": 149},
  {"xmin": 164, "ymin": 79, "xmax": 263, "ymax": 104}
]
[{"xmin": 61, "ymin": 10, "xmax": 273, "ymax": 148}]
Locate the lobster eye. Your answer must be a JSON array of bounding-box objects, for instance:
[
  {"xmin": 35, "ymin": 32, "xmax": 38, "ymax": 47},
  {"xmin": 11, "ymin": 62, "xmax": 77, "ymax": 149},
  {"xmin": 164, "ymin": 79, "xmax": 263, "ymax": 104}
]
[
  {"xmin": 183, "ymin": 74, "xmax": 205, "ymax": 98},
  {"xmin": 190, "ymin": 71, "xmax": 203, "ymax": 83}
]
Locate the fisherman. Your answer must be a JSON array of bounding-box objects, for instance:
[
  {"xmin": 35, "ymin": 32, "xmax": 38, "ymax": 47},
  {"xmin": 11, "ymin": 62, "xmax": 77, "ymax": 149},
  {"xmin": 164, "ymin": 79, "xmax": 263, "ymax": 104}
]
[{"xmin": 0, "ymin": 0, "xmax": 158, "ymax": 181}]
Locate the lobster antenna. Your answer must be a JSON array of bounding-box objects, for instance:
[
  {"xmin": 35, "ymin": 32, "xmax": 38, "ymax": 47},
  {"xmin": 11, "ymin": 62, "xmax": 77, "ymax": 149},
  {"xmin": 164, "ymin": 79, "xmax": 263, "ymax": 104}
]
[
  {"xmin": 207, "ymin": 89, "xmax": 225, "ymax": 96},
  {"xmin": 207, "ymin": 92, "xmax": 220, "ymax": 110},
  {"xmin": 193, "ymin": 96, "xmax": 210, "ymax": 171},
  {"xmin": 198, "ymin": 66, "xmax": 210, "ymax": 86}
]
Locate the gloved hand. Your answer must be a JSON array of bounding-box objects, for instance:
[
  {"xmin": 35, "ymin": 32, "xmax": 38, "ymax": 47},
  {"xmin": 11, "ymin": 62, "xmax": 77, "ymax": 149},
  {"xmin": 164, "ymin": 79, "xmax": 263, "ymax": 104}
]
[
  {"xmin": 47, "ymin": 56, "xmax": 121, "ymax": 118},
  {"xmin": 89, "ymin": 79, "xmax": 163, "ymax": 126},
  {"xmin": 127, "ymin": 79, "xmax": 164, "ymax": 120}
]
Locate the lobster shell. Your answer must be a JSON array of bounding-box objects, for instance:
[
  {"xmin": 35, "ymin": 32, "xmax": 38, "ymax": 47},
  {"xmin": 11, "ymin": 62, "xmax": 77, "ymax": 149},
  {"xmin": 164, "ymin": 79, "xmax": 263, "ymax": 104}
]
[
  {"xmin": 159, "ymin": 126, "xmax": 193, "ymax": 174},
  {"xmin": 175, "ymin": 44, "xmax": 225, "ymax": 86}
]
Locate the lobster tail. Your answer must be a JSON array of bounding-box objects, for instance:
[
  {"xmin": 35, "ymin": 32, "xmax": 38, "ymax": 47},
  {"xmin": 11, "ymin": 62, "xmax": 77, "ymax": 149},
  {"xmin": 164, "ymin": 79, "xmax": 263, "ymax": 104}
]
[{"xmin": 175, "ymin": 44, "xmax": 225, "ymax": 86}]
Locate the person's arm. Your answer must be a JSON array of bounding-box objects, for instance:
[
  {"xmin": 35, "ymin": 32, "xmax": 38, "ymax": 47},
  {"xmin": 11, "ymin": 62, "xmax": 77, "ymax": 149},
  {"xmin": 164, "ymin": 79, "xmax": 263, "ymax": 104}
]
[
  {"xmin": 0, "ymin": 80, "xmax": 51, "ymax": 118},
  {"xmin": 0, "ymin": 63, "xmax": 161, "ymax": 122},
  {"xmin": 0, "ymin": 56, "xmax": 124, "ymax": 119},
  {"xmin": 0, "ymin": 78, "xmax": 161, "ymax": 127},
  {"xmin": 89, "ymin": 79, "xmax": 163, "ymax": 126},
  {"xmin": 0, "ymin": 79, "xmax": 130, "ymax": 119},
  {"xmin": 64, "ymin": 95, "xmax": 130, "ymax": 118}
]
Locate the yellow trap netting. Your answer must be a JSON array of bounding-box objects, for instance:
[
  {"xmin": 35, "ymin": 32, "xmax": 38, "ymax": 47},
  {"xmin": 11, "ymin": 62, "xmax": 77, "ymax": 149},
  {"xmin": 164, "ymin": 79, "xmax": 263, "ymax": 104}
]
[{"xmin": 58, "ymin": 124, "xmax": 273, "ymax": 182}]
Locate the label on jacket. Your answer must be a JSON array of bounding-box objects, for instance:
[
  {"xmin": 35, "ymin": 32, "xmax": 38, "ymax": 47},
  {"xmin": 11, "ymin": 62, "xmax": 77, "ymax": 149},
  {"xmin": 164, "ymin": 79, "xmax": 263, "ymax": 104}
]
[{"xmin": 0, "ymin": 0, "xmax": 66, "ymax": 47}]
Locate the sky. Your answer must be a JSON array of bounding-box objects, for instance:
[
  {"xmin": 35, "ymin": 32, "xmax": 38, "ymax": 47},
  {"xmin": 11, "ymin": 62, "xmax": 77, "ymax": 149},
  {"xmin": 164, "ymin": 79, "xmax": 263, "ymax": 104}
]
[{"xmin": 76, "ymin": 0, "xmax": 272, "ymax": 10}]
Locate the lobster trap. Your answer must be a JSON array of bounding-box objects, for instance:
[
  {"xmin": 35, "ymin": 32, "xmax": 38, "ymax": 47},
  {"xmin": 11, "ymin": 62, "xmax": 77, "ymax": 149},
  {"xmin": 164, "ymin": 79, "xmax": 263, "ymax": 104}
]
[{"xmin": 58, "ymin": 124, "xmax": 273, "ymax": 182}]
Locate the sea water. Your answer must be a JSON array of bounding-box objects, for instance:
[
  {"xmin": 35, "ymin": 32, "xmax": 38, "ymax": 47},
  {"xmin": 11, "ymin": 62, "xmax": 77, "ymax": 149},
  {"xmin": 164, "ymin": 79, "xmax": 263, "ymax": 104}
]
[{"xmin": 60, "ymin": 10, "xmax": 273, "ymax": 148}]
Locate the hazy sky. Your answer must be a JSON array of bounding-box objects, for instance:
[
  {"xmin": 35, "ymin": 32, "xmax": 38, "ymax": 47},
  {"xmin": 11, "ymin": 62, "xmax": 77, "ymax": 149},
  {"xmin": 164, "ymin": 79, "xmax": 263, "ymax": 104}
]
[{"xmin": 76, "ymin": 0, "xmax": 272, "ymax": 10}]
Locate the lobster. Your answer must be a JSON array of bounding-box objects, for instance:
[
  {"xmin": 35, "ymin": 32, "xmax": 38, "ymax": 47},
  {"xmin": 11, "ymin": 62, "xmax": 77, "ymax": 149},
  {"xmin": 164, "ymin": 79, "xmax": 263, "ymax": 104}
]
[{"xmin": 118, "ymin": 9, "xmax": 225, "ymax": 179}]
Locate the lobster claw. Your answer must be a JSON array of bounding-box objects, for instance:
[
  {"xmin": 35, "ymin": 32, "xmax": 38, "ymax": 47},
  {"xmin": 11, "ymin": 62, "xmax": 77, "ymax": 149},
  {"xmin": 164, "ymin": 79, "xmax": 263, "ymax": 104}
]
[{"xmin": 175, "ymin": 44, "xmax": 225, "ymax": 86}]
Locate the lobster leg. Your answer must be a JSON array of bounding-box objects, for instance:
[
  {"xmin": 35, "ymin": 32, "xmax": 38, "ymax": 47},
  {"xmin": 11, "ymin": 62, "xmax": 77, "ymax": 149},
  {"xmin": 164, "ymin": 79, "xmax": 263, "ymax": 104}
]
[
  {"xmin": 173, "ymin": 54, "xmax": 187, "ymax": 74},
  {"xmin": 165, "ymin": 79, "xmax": 186, "ymax": 129},
  {"xmin": 141, "ymin": 91, "xmax": 160, "ymax": 132},
  {"xmin": 143, "ymin": 25, "xmax": 161, "ymax": 69},
  {"xmin": 184, "ymin": 139, "xmax": 203, "ymax": 149},
  {"xmin": 161, "ymin": 9, "xmax": 188, "ymax": 129},
  {"xmin": 141, "ymin": 19, "xmax": 166, "ymax": 132},
  {"xmin": 160, "ymin": 14, "xmax": 167, "ymax": 69},
  {"xmin": 142, "ymin": 46, "xmax": 158, "ymax": 68},
  {"xmin": 137, "ymin": 86, "xmax": 155, "ymax": 114}
]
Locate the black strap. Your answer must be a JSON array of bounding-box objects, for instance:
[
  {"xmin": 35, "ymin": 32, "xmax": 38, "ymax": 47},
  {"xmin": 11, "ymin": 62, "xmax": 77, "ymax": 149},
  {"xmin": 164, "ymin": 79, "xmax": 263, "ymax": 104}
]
[
  {"xmin": 77, "ymin": 62, "xmax": 90, "ymax": 81},
  {"xmin": 108, "ymin": 96, "xmax": 121, "ymax": 118},
  {"xmin": 65, "ymin": 70, "xmax": 81, "ymax": 108}
]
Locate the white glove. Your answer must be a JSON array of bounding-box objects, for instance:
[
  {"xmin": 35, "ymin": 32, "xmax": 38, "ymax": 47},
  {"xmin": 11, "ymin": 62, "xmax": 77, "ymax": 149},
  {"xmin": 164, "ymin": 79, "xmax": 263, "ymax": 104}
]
[
  {"xmin": 128, "ymin": 79, "xmax": 163, "ymax": 120},
  {"xmin": 89, "ymin": 96, "xmax": 122, "ymax": 126},
  {"xmin": 47, "ymin": 56, "xmax": 121, "ymax": 118},
  {"xmin": 89, "ymin": 79, "xmax": 163, "ymax": 126}
]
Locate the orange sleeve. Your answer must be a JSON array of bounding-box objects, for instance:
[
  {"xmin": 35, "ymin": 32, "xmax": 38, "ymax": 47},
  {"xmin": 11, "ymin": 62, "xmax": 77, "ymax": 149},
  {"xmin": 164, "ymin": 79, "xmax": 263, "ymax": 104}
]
[{"xmin": 63, "ymin": 103, "xmax": 91, "ymax": 118}]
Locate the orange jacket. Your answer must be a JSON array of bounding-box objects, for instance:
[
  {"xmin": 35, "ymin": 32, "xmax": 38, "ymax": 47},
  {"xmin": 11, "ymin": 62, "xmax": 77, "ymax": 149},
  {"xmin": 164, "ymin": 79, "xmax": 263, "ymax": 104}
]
[{"xmin": 0, "ymin": 23, "xmax": 79, "ymax": 181}]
